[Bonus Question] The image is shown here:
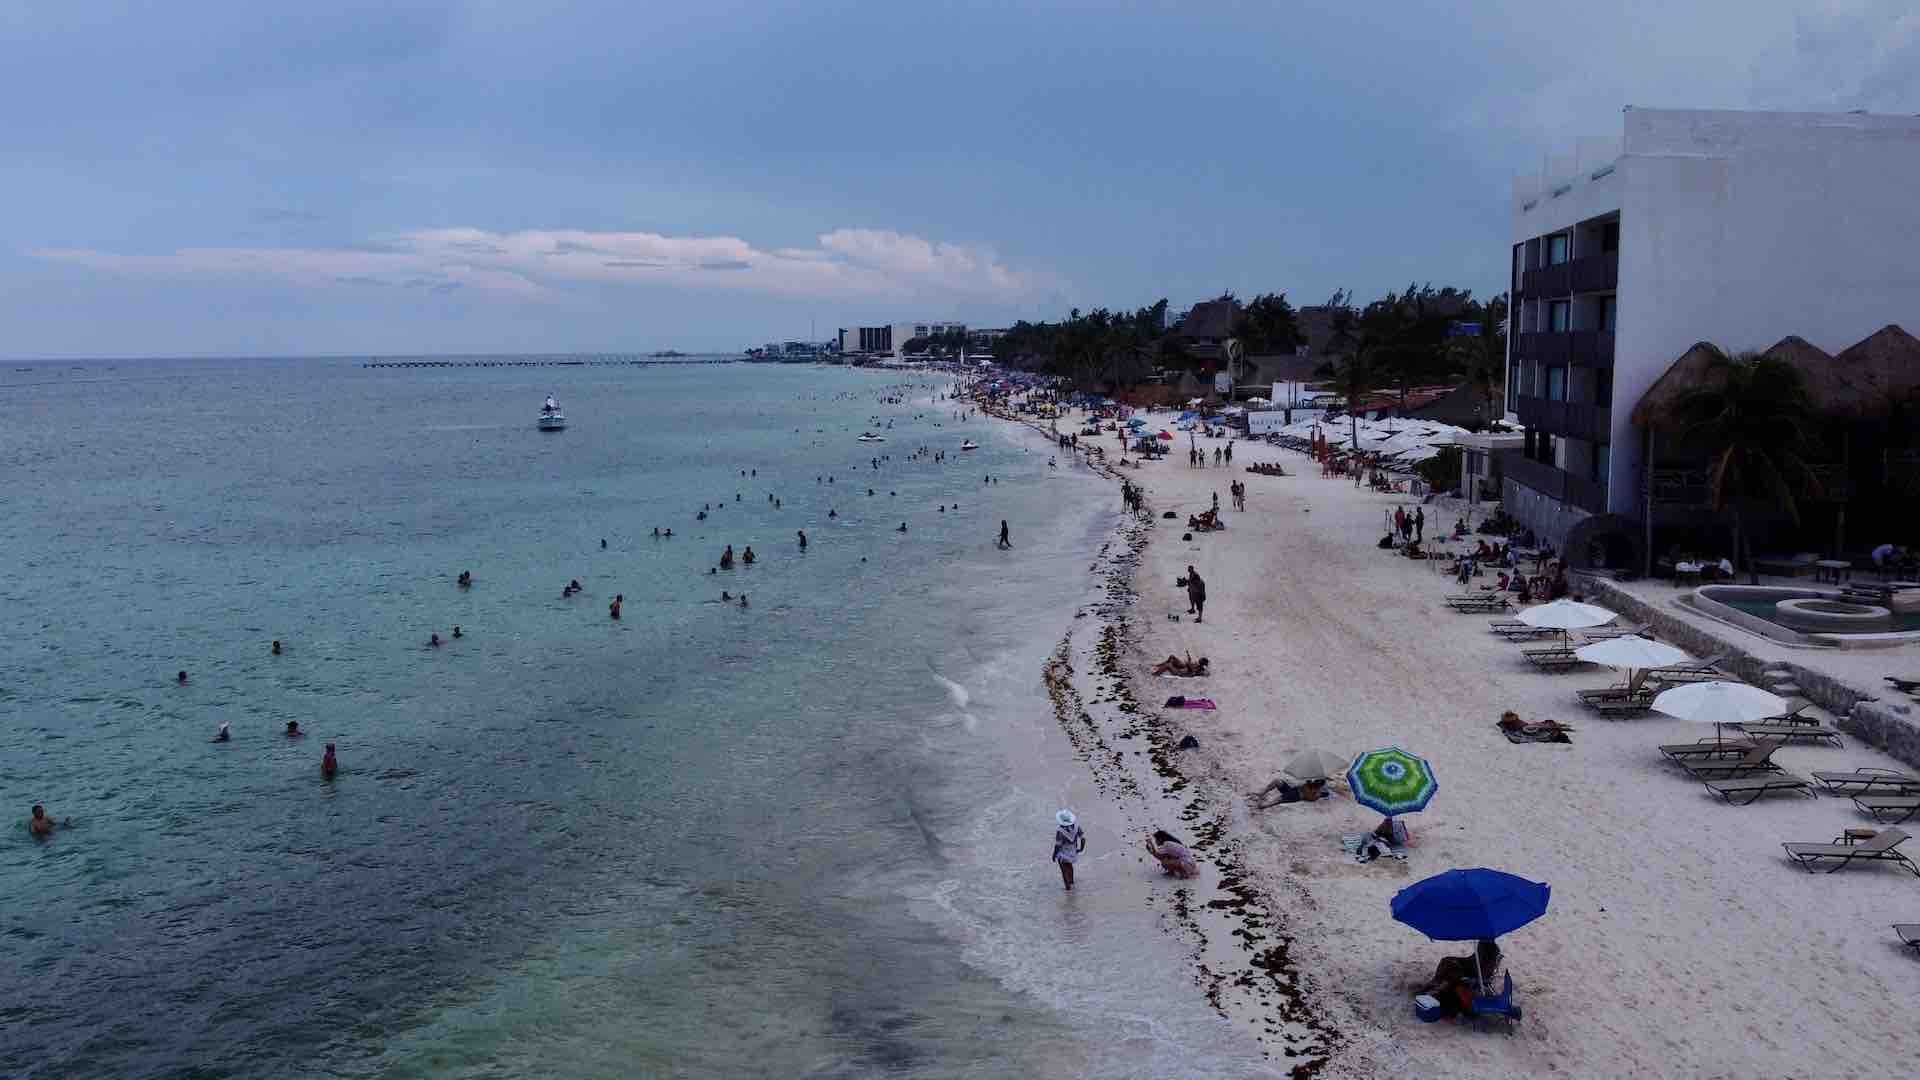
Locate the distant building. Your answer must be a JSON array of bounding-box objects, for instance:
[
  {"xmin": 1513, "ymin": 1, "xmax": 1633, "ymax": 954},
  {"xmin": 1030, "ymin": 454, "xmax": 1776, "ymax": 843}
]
[
  {"xmin": 1504, "ymin": 106, "xmax": 1920, "ymax": 556},
  {"xmin": 891, "ymin": 321, "xmax": 966, "ymax": 357},
  {"xmin": 837, "ymin": 326, "xmax": 893, "ymax": 354}
]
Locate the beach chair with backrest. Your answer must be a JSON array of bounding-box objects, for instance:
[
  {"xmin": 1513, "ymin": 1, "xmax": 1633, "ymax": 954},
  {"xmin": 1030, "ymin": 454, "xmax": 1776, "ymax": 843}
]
[
  {"xmin": 1490, "ymin": 621, "xmax": 1564, "ymax": 641},
  {"xmin": 1852, "ymin": 795, "xmax": 1920, "ymax": 825},
  {"xmin": 1466, "ymin": 972, "xmax": 1521, "ymax": 1028},
  {"xmin": 1645, "ymin": 654, "xmax": 1729, "ymax": 685},
  {"xmin": 1781, "ymin": 828, "xmax": 1920, "ymax": 875},
  {"xmin": 1578, "ymin": 622, "xmax": 1648, "ymax": 643},
  {"xmin": 1704, "ymin": 772, "xmax": 1814, "ymax": 805},
  {"xmin": 1591, "ymin": 692, "xmax": 1655, "ymax": 719},
  {"xmin": 1762, "ymin": 698, "xmax": 1816, "ymax": 725},
  {"xmin": 1812, "ymin": 768, "xmax": 1920, "ymax": 796},
  {"xmin": 1734, "ymin": 722, "xmax": 1842, "ymax": 746},
  {"xmin": 1661, "ymin": 738, "xmax": 1756, "ymax": 764},
  {"xmin": 1680, "ymin": 740, "xmax": 1785, "ymax": 780},
  {"xmin": 1578, "ymin": 669, "xmax": 1655, "ymax": 704},
  {"xmin": 1521, "ymin": 642, "xmax": 1580, "ymax": 671}
]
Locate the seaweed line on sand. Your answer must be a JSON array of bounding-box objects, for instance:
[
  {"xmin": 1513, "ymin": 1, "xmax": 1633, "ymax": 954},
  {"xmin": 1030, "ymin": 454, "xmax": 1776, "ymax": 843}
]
[{"xmin": 1035, "ymin": 471, "xmax": 1341, "ymax": 1076}]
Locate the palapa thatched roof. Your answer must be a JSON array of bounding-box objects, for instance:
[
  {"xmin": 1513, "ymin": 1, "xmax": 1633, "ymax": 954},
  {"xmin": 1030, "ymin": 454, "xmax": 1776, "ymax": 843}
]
[
  {"xmin": 1630, "ymin": 342, "xmax": 1727, "ymax": 427},
  {"xmin": 1761, "ymin": 335, "xmax": 1842, "ymax": 413},
  {"xmin": 1828, "ymin": 324, "xmax": 1920, "ymax": 417}
]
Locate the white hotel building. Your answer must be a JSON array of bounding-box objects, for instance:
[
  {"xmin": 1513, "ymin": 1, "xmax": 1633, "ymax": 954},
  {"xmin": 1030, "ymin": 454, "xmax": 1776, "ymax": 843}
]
[{"xmin": 1503, "ymin": 107, "xmax": 1920, "ymax": 558}]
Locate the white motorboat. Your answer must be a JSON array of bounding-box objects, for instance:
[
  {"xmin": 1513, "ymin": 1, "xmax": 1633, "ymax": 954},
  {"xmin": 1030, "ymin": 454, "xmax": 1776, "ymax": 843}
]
[
  {"xmin": 959, "ymin": 440, "xmax": 980, "ymax": 450},
  {"xmin": 539, "ymin": 395, "xmax": 567, "ymax": 431},
  {"xmin": 857, "ymin": 432, "xmax": 885, "ymax": 442}
]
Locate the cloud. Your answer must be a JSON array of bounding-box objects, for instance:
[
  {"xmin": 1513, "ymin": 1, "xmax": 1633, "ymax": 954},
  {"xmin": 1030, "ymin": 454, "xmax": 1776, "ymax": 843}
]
[{"xmin": 31, "ymin": 225, "xmax": 1053, "ymax": 304}]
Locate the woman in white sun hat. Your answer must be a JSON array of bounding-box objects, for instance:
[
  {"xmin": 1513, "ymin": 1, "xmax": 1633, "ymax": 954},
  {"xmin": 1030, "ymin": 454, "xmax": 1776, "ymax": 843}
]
[{"xmin": 1051, "ymin": 809, "xmax": 1087, "ymax": 891}]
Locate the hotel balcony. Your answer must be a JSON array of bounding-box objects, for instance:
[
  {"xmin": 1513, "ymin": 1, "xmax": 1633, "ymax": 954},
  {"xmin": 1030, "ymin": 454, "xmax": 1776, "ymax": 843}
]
[
  {"xmin": 1516, "ymin": 395, "xmax": 1612, "ymax": 443},
  {"xmin": 1515, "ymin": 330, "xmax": 1613, "ymax": 369},
  {"xmin": 1504, "ymin": 453, "xmax": 1609, "ymax": 515},
  {"xmin": 1518, "ymin": 252, "xmax": 1617, "ymax": 298}
]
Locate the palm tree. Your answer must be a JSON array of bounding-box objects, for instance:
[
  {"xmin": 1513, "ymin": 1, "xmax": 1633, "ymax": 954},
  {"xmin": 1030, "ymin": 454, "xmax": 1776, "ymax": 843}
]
[{"xmin": 1670, "ymin": 350, "xmax": 1823, "ymax": 583}]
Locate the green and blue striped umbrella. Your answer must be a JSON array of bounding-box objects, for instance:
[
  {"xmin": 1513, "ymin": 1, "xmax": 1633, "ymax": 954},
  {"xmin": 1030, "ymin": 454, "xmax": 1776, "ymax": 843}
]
[{"xmin": 1346, "ymin": 747, "xmax": 1438, "ymax": 816}]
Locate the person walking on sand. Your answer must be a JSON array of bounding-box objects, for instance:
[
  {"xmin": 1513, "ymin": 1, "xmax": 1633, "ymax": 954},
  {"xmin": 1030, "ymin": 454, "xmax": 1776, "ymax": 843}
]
[
  {"xmin": 1186, "ymin": 566, "xmax": 1206, "ymax": 623},
  {"xmin": 1052, "ymin": 809, "xmax": 1086, "ymax": 890},
  {"xmin": 998, "ymin": 520, "xmax": 1011, "ymax": 550},
  {"xmin": 1414, "ymin": 506, "xmax": 1425, "ymax": 543}
]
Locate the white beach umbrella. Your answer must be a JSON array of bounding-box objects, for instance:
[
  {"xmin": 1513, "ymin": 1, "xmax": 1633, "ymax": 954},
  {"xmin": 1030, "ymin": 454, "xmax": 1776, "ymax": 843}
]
[
  {"xmin": 1653, "ymin": 680, "xmax": 1787, "ymax": 744},
  {"xmin": 1572, "ymin": 637, "xmax": 1690, "ymax": 670},
  {"xmin": 1284, "ymin": 748, "xmax": 1352, "ymax": 783},
  {"xmin": 1652, "ymin": 681, "xmax": 1786, "ymax": 726},
  {"xmin": 1517, "ymin": 598, "xmax": 1617, "ymax": 631}
]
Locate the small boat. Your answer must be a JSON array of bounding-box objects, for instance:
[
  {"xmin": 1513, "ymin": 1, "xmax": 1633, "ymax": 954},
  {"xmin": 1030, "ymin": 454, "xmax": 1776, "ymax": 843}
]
[
  {"xmin": 959, "ymin": 440, "xmax": 980, "ymax": 451},
  {"xmin": 539, "ymin": 396, "xmax": 567, "ymax": 431},
  {"xmin": 857, "ymin": 432, "xmax": 886, "ymax": 442}
]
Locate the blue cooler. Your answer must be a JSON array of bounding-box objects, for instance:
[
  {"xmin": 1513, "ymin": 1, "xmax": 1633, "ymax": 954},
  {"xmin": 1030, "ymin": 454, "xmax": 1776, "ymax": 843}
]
[{"xmin": 1413, "ymin": 994, "xmax": 1445, "ymax": 1022}]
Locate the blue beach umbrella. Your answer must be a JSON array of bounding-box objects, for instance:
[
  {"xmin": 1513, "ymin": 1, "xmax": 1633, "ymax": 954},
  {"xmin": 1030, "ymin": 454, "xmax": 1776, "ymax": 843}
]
[
  {"xmin": 1346, "ymin": 747, "xmax": 1438, "ymax": 817},
  {"xmin": 1391, "ymin": 868, "xmax": 1551, "ymax": 942}
]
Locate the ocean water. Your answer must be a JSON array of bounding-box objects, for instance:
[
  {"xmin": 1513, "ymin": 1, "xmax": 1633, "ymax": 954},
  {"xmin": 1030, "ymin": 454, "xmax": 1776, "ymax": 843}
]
[{"xmin": 0, "ymin": 359, "xmax": 1266, "ymax": 1078}]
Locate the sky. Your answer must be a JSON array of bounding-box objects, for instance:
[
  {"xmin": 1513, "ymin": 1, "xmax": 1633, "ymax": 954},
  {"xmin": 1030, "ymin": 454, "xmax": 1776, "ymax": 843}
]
[{"xmin": 4, "ymin": 1, "xmax": 1918, "ymax": 357}]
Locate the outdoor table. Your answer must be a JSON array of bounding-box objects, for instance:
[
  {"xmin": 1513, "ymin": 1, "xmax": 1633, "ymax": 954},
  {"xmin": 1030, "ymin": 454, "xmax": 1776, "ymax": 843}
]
[
  {"xmin": 1816, "ymin": 560, "xmax": 1852, "ymax": 583},
  {"xmin": 1674, "ymin": 562, "xmax": 1703, "ymax": 588}
]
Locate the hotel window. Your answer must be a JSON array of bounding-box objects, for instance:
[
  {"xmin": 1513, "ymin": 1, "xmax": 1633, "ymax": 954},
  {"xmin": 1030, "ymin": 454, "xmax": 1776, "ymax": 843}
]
[
  {"xmin": 1595, "ymin": 368, "xmax": 1614, "ymax": 408},
  {"xmin": 1548, "ymin": 301, "xmax": 1570, "ymax": 332},
  {"xmin": 1600, "ymin": 221, "xmax": 1619, "ymax": 254},
  {"xmin": 1600, "ymin": 295, "xmax": 1617, "ymax": 332},
  {"xmin": 1546, "ymin": 366, "xmax": 1567, "ymax": 402},
  {"xmin": 1547, "ymin": 233, "xmax": 1569, "ymax": 265},
  {"xmin": 1592, "ymin": 442, "xmax": 1610, "ymax": 482}
]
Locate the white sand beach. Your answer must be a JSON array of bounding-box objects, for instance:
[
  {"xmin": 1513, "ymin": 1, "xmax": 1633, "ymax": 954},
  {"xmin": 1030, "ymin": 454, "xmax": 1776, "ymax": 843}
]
[{"xmin": 1033, "ymin": 406, "xmax": 1920, "ymax": 1078}]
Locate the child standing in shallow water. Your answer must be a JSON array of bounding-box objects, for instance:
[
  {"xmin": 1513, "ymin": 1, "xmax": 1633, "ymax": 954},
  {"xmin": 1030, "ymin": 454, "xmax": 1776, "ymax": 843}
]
[{"xmin": 1051, "ymin": 810, "xmax": 1086, "ymax": 890}]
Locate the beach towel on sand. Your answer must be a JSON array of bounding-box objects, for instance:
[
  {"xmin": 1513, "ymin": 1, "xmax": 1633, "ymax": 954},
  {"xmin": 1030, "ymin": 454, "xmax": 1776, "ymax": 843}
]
[
  {"xmin": 1497, "ymin": 723, "xmax": 1572, "ymax": 744},
  {"xmin": 1163, "ymin": 696, "xmax": 1217, "ymax": 709},
  {"xmin": 1343, "ymin": 835, "xmax": 1408, "ymax": 863}
]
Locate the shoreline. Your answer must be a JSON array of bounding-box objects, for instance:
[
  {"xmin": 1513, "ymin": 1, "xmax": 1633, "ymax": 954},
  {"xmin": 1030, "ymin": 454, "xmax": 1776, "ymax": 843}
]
[{"xmin": 984, "ymin": 399, "xmax": 1344, "ymax": 1074}]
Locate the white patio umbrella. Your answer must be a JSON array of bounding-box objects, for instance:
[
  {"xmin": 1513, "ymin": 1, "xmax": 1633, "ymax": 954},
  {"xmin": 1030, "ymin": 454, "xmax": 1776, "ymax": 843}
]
[
  {"xmin": 1516, "ymin": 598, "xmax": 1617, "ymax": 631},
  {"xmin": 1284, "ymin": 748, "xmax": 1352, "ymax": 783},
  {"xmin": 1572, "ymin": 637, "xmax": 1690, "ymax": 670},
  {"xmin": 1652, "ymin": 680, "xmax": 1787, "ymax": 744},
  {"xmin": 1248, "ymin": 395, "xmax": 1270, "ymax": 404}
]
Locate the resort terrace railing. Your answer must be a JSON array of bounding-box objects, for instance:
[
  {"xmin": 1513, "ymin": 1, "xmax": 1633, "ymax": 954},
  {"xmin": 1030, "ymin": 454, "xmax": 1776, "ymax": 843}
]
[
  {"xmin": 1519, "ymin": 252, "xmax": 1617, "ymax": 298},
  {"xmin": 1514, "ymin": 330, "xmax": 1613, "ymax": 370},
  {"xmin": 1517, "ymin": 396, "xmax": 1612, "ymax": 443},
  {"xmin": 1505, "ymin": 454, "xmax": 1610, "ymax": 515}
]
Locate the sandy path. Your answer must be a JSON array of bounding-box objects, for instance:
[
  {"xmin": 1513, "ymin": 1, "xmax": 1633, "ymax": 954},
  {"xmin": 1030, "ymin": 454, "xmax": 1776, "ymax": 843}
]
[{"xmin": 1075, "ymin": 410, "xmax": 1920, "ymax": 1078}]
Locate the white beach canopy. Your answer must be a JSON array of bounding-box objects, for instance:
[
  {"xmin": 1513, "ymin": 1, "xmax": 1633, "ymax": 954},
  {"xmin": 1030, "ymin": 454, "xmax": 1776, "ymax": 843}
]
[
  {"xmin": 1517, "ymin": 598, "xmax": 1617, "ymax": 631},
  {"xmin": 1652, "ymin": 681, "xmax": 1786, "ymax": 728},
  {"xmin": 1284, "ymin": 748, "xmax": 1352, "ymax": 783},
  {"xmin": 1573, "ymin": 637, "xmax": 1690, "ymax": 670}
]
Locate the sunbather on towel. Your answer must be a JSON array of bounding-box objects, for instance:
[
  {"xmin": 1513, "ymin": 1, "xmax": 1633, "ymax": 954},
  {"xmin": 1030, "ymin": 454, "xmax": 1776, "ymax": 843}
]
[
  {"xmin": 1152, "ymin": 654, "xmax": 1210, "ymax": 677},
  {"xmin": 1498, "ymin": 712, "xmax": 1569, "ymax": 737}
]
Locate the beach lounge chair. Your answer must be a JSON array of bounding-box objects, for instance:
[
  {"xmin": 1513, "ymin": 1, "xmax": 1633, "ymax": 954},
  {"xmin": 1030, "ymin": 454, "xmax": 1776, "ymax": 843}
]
[
  {"xmin": 1590, "ymin": 693, "xmax": 1655, "ymax": 719},
  {"xmin": 1734, "ymin": 722, "xmax": 1842, "ymax": 746},
  {"xmin": 1661, "ymin": 738, "xmax": 1756, "ymax": 764},
  {"xmin": 1521, "ymin": 643, "xmax": 1581, "ymax": 671},
  {"xmin": 1852, "ymin": 795, "xmax": 1920, "ymax": 825},
  {"xmin": 1577, "ymin": 670, "xmax": 1655, "ymax": 704},
  {"xmin": 1645, "ymin": 654, "xmax": 1729, "ymax": 685},
  {"xmin": 1781, "ymin": 828, "xmax": 1920, "ymax": 875},
  {"xmin": 1446, "ymin": 594, "xmax": 1510, "ymax": 613},
  {"xmin": 1761, "ymin": 698, "xmax": 1816, "ymax": 725},
  {"xmin": 1680, "ymin": 740, "xmax": 1785, "ymax": 780},
  {"xmin": 1895, "ymin": 924, "xmax": 1920, "ymax": 953},
  {"xmin": 1579, "ymin": 622, "xmax": 1649, "ymax": 642},
  {"xmin": 1812, "ymin": 768, "xmax": 1920, "ymax": 796},
  {"xmin": 1704, "ymin": 773, "xmax": 1815, "ymax": 804},
  {"xmin": 1489, "ymin": 621, "xmax": 1564, "ymax": 641}
]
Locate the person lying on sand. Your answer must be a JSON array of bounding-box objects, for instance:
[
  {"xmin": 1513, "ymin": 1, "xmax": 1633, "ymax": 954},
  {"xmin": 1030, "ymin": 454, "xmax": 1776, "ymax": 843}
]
[
  {"xmin": 1250, "ymin": 777, "xmax": 1327, "ymax": 807},
  {"xmin": 1497, "ymin": 711, "xmax": 1572, "ymax": 739},
  {"xmin": 1152, "ymin": 654, "xmax": 1209, "ymax": 678}
]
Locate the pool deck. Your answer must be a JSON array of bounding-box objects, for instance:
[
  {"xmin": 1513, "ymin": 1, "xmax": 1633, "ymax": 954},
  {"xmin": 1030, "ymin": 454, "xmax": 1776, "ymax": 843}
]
[{"xmin": 1582, "ymin": 573, "xmax": 1920, "ymax": 767}]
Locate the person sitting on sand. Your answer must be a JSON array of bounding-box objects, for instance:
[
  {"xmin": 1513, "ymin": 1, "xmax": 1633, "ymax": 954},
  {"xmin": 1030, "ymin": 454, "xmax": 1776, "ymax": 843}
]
[
  {"xmin": 1250, "ymin": 777, "xmax": 1328, "ymax": 807},
  {"xmin": 1421, "ymin": 939, "xmax": 1502, "ymax": 1013},
  {"xmin": 1144, "ymin": 830, "xmax": 1199, "ymax": 878},
  {"xmin": 1152, "ymin": 654, "xmax": 1209, "ymax": 678}
]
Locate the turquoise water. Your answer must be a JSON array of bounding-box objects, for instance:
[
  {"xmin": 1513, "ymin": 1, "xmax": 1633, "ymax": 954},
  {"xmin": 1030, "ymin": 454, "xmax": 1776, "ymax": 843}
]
[
  {"xmin": 1718, "ymin": 596, "xmax": 1920, "ymax": 633},
  {"xmin": 0, "ymin": 359, "xmax": 1263, "ymax": 1078}
]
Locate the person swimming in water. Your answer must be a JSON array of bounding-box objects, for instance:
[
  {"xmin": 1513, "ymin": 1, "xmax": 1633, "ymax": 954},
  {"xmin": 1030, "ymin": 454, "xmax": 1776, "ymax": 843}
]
[
  {"xmin": 177, "ymin": 670, "xmax": 188, "ymax": 685},
  {"xmin": 609, "ymin": 594, "xmax": 623, "ymax": 620},
  {"xmin": 738, "ymin": 594, "xmax": 748, "ymax": 608},
  {"xmin": 451, "ymin": 625, "xmax": 462, "ymax": 639},
  {"xmin": 601, "ymin": 538, "xmax": 607, "ymax": 549},
  {"xmin": 663, "ymin": 528, "xmax": 672, "ymax": 537},
  {"xmin": 720, "ymin": 545, "xmax": 734, "ymax": 569},
  {"xmin": 271, "ymin": 639, "xmax": 281, "ymax": 655},
  {"xmin": 998, "ymin": 520, "xmax": 1011, "ymax": 549},
  {"xmin": 797, "ymin": 530, "xmax": 807, "ymax": 550},
  {"xmin": 721, "ymin": 591, "xmax": 731, "ymax": 601},
  {"xmin": 697, "ymin": 511, "xmax": 707, "ymax": 521},
  {"xmin": 430, "ymin": 633, "xmax": 442, "ymax": 647},
  {"xmin": 29, "ymin": 804, "xmax": 59, "ymax": 838},
  {"xmin": 828, "ymin": 509, "xmax": 837, "ymax": 519},
  {"xmin": 742, "ymin": 546, "xmax": 755, "ymax": 565},
  {"xmin": 321, "ymin": 743, "xmax": 338, "ymax": 779},
  {"xmin": 213, "ymin": 721, "xmax": 231, "ymax": 742},
  {"xmin": 897, "ymin": 522, "xmax": 908, "ymax": 532},
  {"xmin": 285, "ymin": 720, "xmax": 303, "ymax": 737}
]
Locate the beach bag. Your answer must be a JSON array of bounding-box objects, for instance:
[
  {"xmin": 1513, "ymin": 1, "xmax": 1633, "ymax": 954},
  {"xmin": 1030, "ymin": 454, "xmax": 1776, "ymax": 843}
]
[{"xmin": 1164, "ymin": 695, "xmax": 1185, "ymax": 707}]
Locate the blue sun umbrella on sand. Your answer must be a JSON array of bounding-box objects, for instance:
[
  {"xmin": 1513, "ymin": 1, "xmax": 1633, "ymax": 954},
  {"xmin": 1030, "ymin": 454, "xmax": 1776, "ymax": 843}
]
[
  {"xmin": 1346, "ymin": 747, "xmax": 1438, "ymax": 817},
  {"xmin": 1391, "ymin": 868, "xmax": 1550, "ymax": 942}
]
